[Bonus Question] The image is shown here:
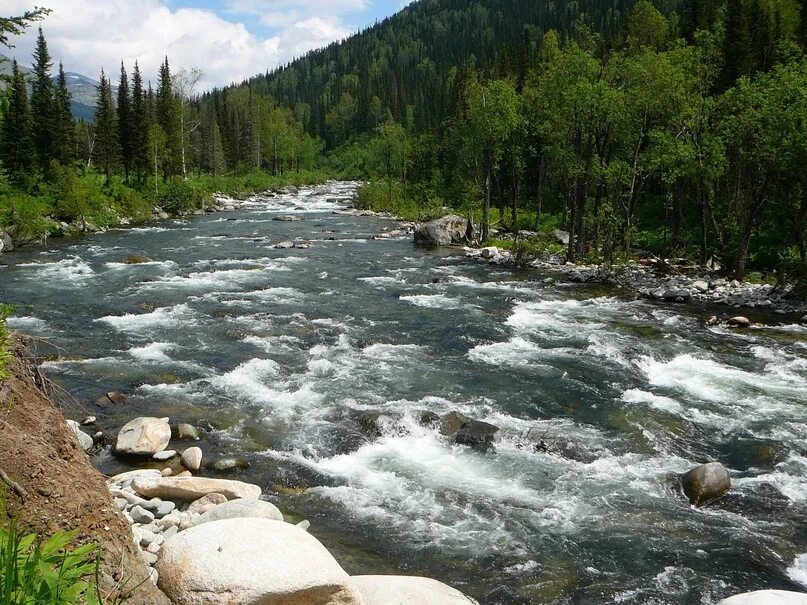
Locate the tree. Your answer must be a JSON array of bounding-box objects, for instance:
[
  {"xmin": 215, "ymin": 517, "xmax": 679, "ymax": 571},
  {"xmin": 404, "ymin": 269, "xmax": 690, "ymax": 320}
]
[
  {"xmin": 0, "ymin": 7, "xmax": 49, "ymax": 49},
  {"xmin": 156, "ymin": 58, "xmax": 182, "ymax": 177},
  {"xmin": 92, "ymin": 69, "xmax": 119, "ymax": 182},
  {"xmin": 53, "ymin": 62, "xmax": 76, "ymax": 165},
  {"xmin": 0, "ymin": 59, "xmax": 34, "ymax": 186},
  {"xmin": 174, "ymin": 67, "xmax": 203, "ymax": 178},
  {"xmin": 720, "ymin": 0, "xmax": 755, "ymax": 90},
  {"xmin": 131, "ymin": 62, "xmax": 149, "ymax": 181},
  {"xmin": 461, "ymin": 78, "xmax": 520, "ymax": 241},
  {"xmin": 30, "ymin": 27, "xmax": 56, "ymax": 172},
  {"xmin": 117, "ymin": 62, "xmax": 134, "ymax": 180},
  {"xmin": 623, "ymin": 0, "xmax": 671, "ymax": 52},
  {"xmin": 372, "ymin": 119, "xmax": 410, "ymax": 203}
]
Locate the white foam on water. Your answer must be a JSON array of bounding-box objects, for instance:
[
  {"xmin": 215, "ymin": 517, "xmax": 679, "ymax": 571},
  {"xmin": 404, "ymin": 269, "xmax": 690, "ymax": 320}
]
[
  {"xmin": 97, "ymin": 303, "xmax": 197, "ymax": 333},
  {"xmin": 621, "ymin": 388, "xmax": 684, "ymax": 415},
  {"xmin": 787, "ymin": 553, "xmax": 807, "ymax": 587},
  {"xmin": 399, "ymin": 294, "xmax": 478, "ymax": 310},
  {"xmin": 127, "ymin": 342, "xmax": 175, "ymax": 363},
  {"xmin": 358, "ymin": 275, "xmax": 406, "ymax": 287},
  {"xmin": 17, "ymin": 257, "xmax": 95, "ymax": 282},
  {"xmin": 105, "ymin": 260, "xmax": 177, "ymax": 269},
  {"xmin": 636, "ymin": 353, "xmax": 807, "ymax": 404},
  {"xmin": 734, "ymin": 453, "xmax": 807, "ymax": 502},
  {"xmin": 467, "ymin": 337, "xmax": 556, "ymax": 370},
  {"xmin": 6, "ymin": 316, "xmax": 50, "ymax": 333},
  {"xmin": 139, "ymin": 267, "xmax": 278, "ymax": 291}
]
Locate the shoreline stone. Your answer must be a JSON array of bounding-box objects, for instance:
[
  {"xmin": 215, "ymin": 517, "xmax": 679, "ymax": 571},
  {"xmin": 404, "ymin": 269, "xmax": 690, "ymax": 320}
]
[{"xmin": 131, "ymin": 475, "xmax": 262, "ymax": 501}]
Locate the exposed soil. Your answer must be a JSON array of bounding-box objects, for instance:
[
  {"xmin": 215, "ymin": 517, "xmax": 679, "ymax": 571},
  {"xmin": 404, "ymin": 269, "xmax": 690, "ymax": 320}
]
[{"xmin": 0, "ymin": 341, "xmax": 170, "ymax": 605}]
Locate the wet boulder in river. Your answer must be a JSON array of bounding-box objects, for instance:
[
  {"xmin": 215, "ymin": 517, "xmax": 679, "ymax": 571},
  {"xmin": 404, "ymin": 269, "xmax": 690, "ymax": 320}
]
[
  {"xmin": 727, "ymin": 316, "xmax": 751, "ymax": 328},
  {"xmin": 682, "ymin": 462, "xmax": 731, "ymax": 506},
  {"xmin": 95, "ymin": 390, "xmax": 126, "ymax": 405},
  {"xmin": 0, "ymin": 230, "xmax": 14, "ymax": 253},
  {"xmin": 115, "ymin": 417, "xmax": 171, "ymax": 457},
  {"xmin": 276, "ymin": 185, "xmax": 299, "ymax": 195},
  {"xmin": 455, "ymin": 420, "xmax": 500, "ymax": 452},
  {"xmin": 273, "ymin": 215, "xmax": 301, "ymax": 222},
  {"xmin": 418, "ymin": 410, "xmax": 441, "ymax": 428},
  {"xmin": 439, "ymin": 411, "xmax": 471, "ymax": 437},
  {"xmin": 356, "ymin": 411, "xmax": 393, "ymax": 438},
  {"xmin": 414, "ymin": 215, "xmax": 470, "ymax": 246}
]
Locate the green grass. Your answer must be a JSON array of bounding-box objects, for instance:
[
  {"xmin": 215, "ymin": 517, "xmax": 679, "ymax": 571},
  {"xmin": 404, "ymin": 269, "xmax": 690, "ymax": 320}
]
[
  {"xmin": 0, "ymin": 305, "xmax": 14, "ymax": 381},
  {"xmin": 355, "ymin": 180, "xmax": 447, "ymax": 221}
]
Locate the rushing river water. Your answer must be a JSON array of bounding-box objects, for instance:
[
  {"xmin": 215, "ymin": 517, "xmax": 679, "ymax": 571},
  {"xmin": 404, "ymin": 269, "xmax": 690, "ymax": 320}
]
[{"xmin": 1, "ymin": 182, "xmax": 807, "ymax": 604}]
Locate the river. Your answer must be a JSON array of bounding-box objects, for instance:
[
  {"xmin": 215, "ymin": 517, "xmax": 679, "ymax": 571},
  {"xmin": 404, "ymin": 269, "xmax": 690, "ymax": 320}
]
[{"xmin": 1, "ymin": 182, "xmax": 806, "ymax": 604}]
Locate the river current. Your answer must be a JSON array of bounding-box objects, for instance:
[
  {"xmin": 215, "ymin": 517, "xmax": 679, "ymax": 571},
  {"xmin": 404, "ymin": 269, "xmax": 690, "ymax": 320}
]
[{"xmin": 1, "ymin": 182, "xmax": 806, "ymax": 604}]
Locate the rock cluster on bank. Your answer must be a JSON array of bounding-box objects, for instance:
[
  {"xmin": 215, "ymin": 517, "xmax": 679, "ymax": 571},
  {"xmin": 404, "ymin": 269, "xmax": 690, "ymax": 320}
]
[{"xmin": 93, "ymin": 410, "xmax": 479, "ymax": 604}]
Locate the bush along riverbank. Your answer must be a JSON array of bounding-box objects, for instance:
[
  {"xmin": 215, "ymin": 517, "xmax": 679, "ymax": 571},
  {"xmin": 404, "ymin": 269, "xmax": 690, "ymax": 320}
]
[
  {"xmin": 0, "ymin": 170, "xmax": 330, "ymax": 255},
  {"xmin": 413, "ymin": 215, "xmax": 807, "ymax": 318}
]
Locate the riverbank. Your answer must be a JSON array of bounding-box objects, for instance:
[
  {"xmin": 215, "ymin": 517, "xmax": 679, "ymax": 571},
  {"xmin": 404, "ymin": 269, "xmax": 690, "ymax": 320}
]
[
  {"xmin": 463, "ymin": 243, "xmax": 807, "ymax": 317},
  {"xmin": 0, "ymin": 170, "xmax": 330, "ymax": 257}
]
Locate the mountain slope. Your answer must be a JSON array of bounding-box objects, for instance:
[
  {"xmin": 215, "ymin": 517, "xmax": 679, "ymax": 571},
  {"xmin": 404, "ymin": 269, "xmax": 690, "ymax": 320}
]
[
  {"xmin": 226, "ymin": 0, "xmax": 680, "ymax": 144},
  {"xmin": 1, "ymin": 55, "xmax": 96, "ymax": 120}
]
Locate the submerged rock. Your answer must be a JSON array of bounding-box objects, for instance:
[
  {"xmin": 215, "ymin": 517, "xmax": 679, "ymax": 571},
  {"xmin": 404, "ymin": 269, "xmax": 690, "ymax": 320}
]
[
  {"xmin": 115, "ymin": 417, "xmax": 171, "ymax": 457},
  {"xmin": 95, "ymin": 390, "xmax": 126, "ymax": 405},
  {"xmin": 414, "ymin": 215, "xmax": 470, "ymax": 246},
  {"xmin": 352, "ymin": 575, "xmax": 479, "ymax": 604},
  {"xmin": 718, "ymin": 591, "xmax": 807, "ymax": 605},
  {"xmin": 206, "ymin": 457, "xmax": 249, "ymax": 472},
  {"xmin": 356, "ymin": 411, "xmax": 393, "ymax": 438},
  {"xmin": 173, "ymin": 423, "xmax": 201, "ymax": 441},
  {"xmin": 682, "ymin": 462, "xmax": 731, "ymax": 506},
  {"xmin": 156, "ymin": 519, "xmax": 362, "ymax": 605},
  {"xmin": 273, "ymin": 215, "xmax": 300, "ymax": 222}
]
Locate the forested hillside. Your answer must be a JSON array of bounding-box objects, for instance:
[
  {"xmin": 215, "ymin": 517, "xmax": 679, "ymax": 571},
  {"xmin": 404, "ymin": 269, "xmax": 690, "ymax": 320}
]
[{"xmin": 204, "ymin": 0, "xmax": 807, "ymax": 284}]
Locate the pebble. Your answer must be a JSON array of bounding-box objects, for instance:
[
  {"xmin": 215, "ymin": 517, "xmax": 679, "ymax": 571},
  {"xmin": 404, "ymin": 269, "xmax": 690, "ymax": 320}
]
[
  {"xmin": 114, "ymin": 497, "xmax": 128, "ymax": 511},
  {"xmin": 130, "ymin": 505, "xmax": 155, "ymax": 524},
  {"xmin": 81, "ymin": 416, "xmax": 96, "ymax": 426},
  {"xmin": 297, "ymin": 520, "xmax": 311, "ymax": 531},
  {"xmin": 161, "ymin": 468, "xmax": 174, "ymax": 477},
  {"xmin": 163, "ymin": 525, "xmax": 178, "ymax": 540},
  {"xmin": 180, "ymin": 446, "xmax": 203, "ymax": 472},
  {"xmin": 153, "ymin": 450, "xmax": 177, "ymax": 461},
  {"xmin": 140, "ymin": 551, "xmax": 158, "ymax": 566}
]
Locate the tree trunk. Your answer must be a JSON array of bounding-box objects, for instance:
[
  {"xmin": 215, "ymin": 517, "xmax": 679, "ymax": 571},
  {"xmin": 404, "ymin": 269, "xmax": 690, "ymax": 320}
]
[
  {"xmin": 698, "ymin": 184, "xmax": 708, "ymax": 266},
  {"xmin": 483, "ymin": 169, "xmax": 491, "ymax": 242}
]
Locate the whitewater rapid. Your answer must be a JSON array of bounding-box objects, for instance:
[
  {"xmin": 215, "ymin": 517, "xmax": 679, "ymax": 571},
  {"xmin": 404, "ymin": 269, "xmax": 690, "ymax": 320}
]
[{"xmin": 1, "ymin": 181, "xmax": 806, "ymax": 604}]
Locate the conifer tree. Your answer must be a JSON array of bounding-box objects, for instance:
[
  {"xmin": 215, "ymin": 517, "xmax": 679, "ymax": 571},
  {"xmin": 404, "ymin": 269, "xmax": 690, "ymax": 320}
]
[
  {"xmin": 131, "ymin": 62, "xmax": 148, "ymax": 182},
  {"xmin": 720, "ymin": 0, "xmax": 755, "ymax": 90},
  {"xmin": 0, "ymin": 59, "xmax": 35, "ymax": 186},
  {"xmin": 30, "ymin": 27, "xmax": 56, "ymax": 172},
  {"xmin": 156, "ymin": 57, "xmax": 182, "ymax": 177},
  {"xmin": 54, "ymin": 62, "xmax": 76, "ymax": 165},
  {"xmin": 92, "ymin": 69, "xmax": 119, "ymax": 182},
  {"xmin": 117, "ymin": 62, "xmax": 134, "ymax": 180}
]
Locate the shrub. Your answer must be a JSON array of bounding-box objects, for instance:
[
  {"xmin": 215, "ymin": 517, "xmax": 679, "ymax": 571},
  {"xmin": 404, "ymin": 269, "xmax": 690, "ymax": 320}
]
[{"xmin": 158, "ymin": 178, "xmax": 198, "ymax": 213}]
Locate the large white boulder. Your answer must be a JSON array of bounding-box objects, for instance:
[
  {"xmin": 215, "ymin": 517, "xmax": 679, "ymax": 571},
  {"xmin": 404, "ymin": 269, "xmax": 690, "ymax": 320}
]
[
  {"xmin": 718, "ymin": 590, "xmax": 807, "ymax": 605},
  {"xmin": 115, "ymin": 417, "xmax": 171, "ymax": 456},
  {"xmin": 352, "ymin": 575, "xmax": 478, "ymax": 604},
  {"xmin": 0, "ymin": 230, "xmax": 13, "ymax": 253},
  {"xmin": 131, "ymin": 475, "xmax": 261, "ymax": 501},
  {"xmin": 180, "ymin": 446, "xmax": 203, "ymax": 472},
  {"xmin": 193, "ymin": 499, "xmax": 283, "ymax": 526},
  {"xmin": 414, "ymin": 215, "xmax": 470, "ymax": 246},
  {"xmin": 156, "ymin": 518, "xmax": 363, "ymax": 605}
]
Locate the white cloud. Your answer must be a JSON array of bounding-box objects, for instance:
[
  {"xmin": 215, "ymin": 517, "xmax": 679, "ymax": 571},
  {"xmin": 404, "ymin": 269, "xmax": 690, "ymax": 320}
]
[{"xmin": 3, "ymin": 0, "xmax": 356, "ymax": 90}]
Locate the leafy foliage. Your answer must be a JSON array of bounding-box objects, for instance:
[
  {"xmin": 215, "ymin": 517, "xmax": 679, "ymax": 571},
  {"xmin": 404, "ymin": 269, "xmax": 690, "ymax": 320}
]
[{"xmin": 0, "ymin": 519, "xmax": 101, "ymax": 605}]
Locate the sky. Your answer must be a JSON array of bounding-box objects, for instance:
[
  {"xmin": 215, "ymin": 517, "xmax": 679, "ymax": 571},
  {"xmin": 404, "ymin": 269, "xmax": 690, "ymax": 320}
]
[{"xmin": 4, "ymin": 0, "xmax": 410, "ymax": 91}]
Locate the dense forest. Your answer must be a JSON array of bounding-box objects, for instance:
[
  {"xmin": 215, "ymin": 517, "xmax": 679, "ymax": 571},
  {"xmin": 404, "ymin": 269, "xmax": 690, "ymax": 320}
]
[
  {"xmin": 3, "ymin": 0, "xmax": 807, "ymax": 286},
  {"xmin": 204, "ymin": 0, "xmax": 807, "ymax": 283}
]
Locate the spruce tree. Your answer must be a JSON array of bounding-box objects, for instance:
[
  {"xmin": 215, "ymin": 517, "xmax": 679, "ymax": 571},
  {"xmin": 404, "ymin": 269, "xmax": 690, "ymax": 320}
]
[
  {"xmin": 117, "ymin": 62, "xmax": 134, "ymax": 181},
  {"xmin": 720, "ymin": 0, "xmax": 755, "ymax": 90},
  {"xmin": 93, "ymin": 69, "xmax": 119, "ymax": 182},
  {"xmin": 54, "ymin": 62, "xmax": 76, "ymax": 165},
  {"xmin": 131, "ymin": 62, "xmax": 148, "ymax": 182},
  {"xmin": 156, "ymin": 57, "xmax": 182, "ymax": 177},
  {"xmin": 0, "ymin": 59, "xmax": 35, "ymax": 187},
  {"xmin": 30, "ymin": 27, "xmax": 56, "ymax": 172}
]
